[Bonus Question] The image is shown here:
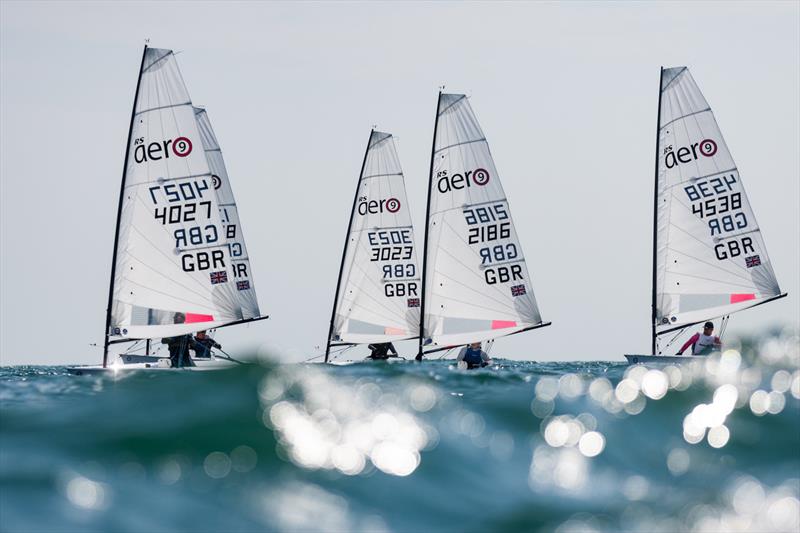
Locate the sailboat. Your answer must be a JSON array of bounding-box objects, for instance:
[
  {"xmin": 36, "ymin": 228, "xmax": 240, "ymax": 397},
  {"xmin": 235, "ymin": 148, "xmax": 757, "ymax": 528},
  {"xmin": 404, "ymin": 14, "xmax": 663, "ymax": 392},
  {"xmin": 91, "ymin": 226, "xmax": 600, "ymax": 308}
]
[
  {"xmin": 416, "ymin": 92, "xmax": 550, "ymax": 361},
  {"xmin": 324, "ymin": 130, "xmax": 421, "ymax": 362},
  {"xmin": 625, "ymin": 67, "xmax": 786, "ymax": 364},
  {"xmin": 69, "ymin": 45, "xmax": 267, "ymax": 374}
]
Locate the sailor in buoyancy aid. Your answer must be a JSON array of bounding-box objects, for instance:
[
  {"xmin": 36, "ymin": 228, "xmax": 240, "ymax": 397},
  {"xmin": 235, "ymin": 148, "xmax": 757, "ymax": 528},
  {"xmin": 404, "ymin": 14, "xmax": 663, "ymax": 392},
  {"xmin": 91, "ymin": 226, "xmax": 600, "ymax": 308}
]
[
  {"xmin": 161, "ymin": 313, "xmax": 197, "ymax": 368},
  {"xmin": 193, "ymin": 330, "xmax": 221, "ymax": 358},
  {"xmin": 676, "ymin": 321, "xmax": 722, "ymax": 356},
  {"xmin": 456, "ymin": 342, "xmax": 493, "ymax": 369}
]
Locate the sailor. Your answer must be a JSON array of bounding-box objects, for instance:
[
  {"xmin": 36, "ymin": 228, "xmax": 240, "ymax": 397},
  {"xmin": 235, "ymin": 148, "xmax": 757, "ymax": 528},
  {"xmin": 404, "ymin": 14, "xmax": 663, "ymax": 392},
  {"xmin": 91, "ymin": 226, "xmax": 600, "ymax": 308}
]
[
  {"xmin": 457, "ymin": 342, "xmax": 493, "ymax": 369},
  {"xmin": 161, "ymin": 313, "xmax": 196, "ymax": 368},
  {"xmin": 676, "ymin": 322, "xmax": 722, "ymax": 356},
  {"xmin": 193, "ymin": 330, "xmax": 221, "ymax": 359},
  {"xmin": 367, "ymin": 342, "xmax": 398, "ymax": 360}
]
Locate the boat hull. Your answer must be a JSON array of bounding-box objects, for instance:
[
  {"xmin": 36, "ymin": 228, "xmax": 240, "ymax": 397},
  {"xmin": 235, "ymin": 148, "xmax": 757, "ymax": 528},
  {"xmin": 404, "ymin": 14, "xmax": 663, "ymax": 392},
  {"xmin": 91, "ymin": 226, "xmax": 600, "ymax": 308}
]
[
  {"xmin": 624, "ymin": 354, "xmax": 706, "ymax": 364},
  {"xmin": 67, "ymin": 357, "xmax": 237, "ymax": 375}
]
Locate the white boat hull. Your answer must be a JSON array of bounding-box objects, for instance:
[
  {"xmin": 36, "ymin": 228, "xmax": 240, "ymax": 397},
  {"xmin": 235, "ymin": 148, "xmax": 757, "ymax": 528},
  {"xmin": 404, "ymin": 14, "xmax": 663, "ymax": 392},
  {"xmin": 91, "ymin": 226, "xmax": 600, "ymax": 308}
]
[
  {"xmin": 67, "ymin": 356, "xmax": 237, "ymax": 375},
  {"xmin": 624, "ymin": 354, "xmax": 707, "ymax": 364}
]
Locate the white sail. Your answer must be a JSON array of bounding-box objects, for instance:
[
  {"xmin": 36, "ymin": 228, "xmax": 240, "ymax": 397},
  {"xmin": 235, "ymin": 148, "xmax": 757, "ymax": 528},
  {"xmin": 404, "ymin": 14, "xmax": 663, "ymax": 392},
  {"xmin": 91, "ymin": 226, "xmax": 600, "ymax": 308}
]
[
  {"xmin": 194, "ymin": 106, "xmax": 262, "ymax": 321},
  {"xmin": 110, "ymin": 48, "xmax": 255, "ymax": 340},
  {"xmin": 655, "ymin": 67, "xmax": 783, "ymax": 333},
  {"xmin": 423, "ymin": 94, "xmax": 544, "ymax": 347},
  {"xmin": 331, "ymin": 131, "xmax": 421, "ymax": 344}
]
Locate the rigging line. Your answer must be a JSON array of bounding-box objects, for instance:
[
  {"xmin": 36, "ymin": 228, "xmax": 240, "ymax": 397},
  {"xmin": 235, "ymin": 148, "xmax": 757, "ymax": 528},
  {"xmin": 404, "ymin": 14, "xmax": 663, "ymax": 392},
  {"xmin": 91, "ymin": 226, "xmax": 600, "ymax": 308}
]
[
  {"xmin": 434, "ymin": 138, "xmax": 486, "ymax": 154},
  {"xmin": 667, "ymin": 247, "xmax": 754, "ymax": 283},
  {"xmin": 664, "ymin": 269, "xmax": 762, "ymax": 290},
  {"xmin": 660, "ymin": 107, "xmax": 711, "ymax": 130}
]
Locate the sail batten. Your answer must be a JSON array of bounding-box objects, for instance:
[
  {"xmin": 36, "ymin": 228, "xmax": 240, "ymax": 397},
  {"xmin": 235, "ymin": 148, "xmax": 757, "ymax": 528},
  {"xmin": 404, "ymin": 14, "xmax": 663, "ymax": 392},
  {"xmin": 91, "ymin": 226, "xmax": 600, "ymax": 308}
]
[
  {"xmin": 654, "ymin": 66, "xmax": 782, "ymax": 335},
  {"xmin": 422, "ymin": 93, "xmax": 545, "ymax": 347}
]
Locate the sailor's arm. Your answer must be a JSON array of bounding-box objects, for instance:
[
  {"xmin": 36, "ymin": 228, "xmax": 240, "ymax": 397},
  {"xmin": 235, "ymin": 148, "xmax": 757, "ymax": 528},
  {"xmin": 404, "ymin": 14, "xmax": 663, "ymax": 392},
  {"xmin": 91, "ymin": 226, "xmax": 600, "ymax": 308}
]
[{"xmin": 677, "ymin": 333, "xmax": 700, "ymax": 355}]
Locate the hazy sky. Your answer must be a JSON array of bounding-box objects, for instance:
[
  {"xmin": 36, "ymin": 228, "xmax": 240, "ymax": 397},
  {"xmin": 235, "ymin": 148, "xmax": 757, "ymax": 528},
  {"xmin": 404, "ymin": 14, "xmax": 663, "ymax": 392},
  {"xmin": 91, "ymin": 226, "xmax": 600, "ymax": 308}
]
[{"xmin": 1, "ymin": 1, "xmax": 798, "ymax": 365}]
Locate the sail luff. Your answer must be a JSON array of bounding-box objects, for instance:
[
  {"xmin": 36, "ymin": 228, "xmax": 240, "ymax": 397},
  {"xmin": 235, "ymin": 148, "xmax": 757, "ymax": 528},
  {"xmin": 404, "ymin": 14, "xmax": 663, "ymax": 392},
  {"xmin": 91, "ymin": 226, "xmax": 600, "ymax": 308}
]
[
  {"xmin": 651, "ymin": 67, "xmax": 664, "ymax": 355},
  {"xmin": 103, "ymin": 44, "xmax": 148, "ymax": 368},
  {"xmin": 325, "ymin": 129, "xmax": 374, "ymax": 363},
  {"xmin": 417, "ymin": 92, "xmax": 442, "ymax": 361}
]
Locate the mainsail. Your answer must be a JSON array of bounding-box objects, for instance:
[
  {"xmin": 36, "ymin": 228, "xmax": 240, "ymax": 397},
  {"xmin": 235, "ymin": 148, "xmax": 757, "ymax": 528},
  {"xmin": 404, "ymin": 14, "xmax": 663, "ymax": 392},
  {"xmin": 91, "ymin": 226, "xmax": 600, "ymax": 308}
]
[
  {"xmin": 107, "ymin": 47, "xmax": 263, "ymax": 347},
  {"xmin": 421, "ymin": 93, "xmax": 546, "ymax": 348},
  {"xmin": 326, "ymin": 130, "xmax": 421, "ymax": 356},
  {"xmin": 654, "ymin": 67, "xmax": 784, "ymax": 338}
]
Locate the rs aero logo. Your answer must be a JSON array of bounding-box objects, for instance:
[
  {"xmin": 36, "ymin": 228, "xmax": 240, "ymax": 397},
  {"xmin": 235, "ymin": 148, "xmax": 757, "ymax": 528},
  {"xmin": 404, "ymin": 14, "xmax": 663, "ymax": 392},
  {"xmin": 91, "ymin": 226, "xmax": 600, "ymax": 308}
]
[
  {"xmin": 134, "ymin": 136, "xmax": 193, "ymax": 163},
  {"xmin": 358, "ymin": 196, "xmax": 401, "ymax": 215},
  {"xmin": 437, "ymin": 168, "xmax": 490, "ymax": 193},
  {"xmin": 664, "ymin": 138, "xmax": 717, "ymax": 169}
]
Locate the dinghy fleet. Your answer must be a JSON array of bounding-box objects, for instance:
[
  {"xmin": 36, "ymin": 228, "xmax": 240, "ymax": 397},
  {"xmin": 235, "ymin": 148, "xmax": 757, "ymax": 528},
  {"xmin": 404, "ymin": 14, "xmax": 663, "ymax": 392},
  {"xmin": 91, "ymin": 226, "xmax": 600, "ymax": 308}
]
[{"xmin": 68, "ymin": 46, "xmax": 787, "ymax": 373}]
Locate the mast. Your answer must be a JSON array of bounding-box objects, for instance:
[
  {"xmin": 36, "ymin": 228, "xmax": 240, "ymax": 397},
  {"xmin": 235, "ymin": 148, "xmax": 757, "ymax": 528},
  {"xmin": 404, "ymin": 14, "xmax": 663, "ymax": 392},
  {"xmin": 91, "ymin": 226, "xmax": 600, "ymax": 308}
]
[
  {"xmin": 416, "ymin": 91, "xmax": 442, "ymax": 361},
  {"xmin": 102, "ymin": 44, "xmax": 148, "ymax": 368},
  {"xmin": 651, "ymin": 67, "xmax": 663, "ymax": 355},
  {"xmin": 324, "ymin": 129, "xmax": 374, "ymax": 363}
]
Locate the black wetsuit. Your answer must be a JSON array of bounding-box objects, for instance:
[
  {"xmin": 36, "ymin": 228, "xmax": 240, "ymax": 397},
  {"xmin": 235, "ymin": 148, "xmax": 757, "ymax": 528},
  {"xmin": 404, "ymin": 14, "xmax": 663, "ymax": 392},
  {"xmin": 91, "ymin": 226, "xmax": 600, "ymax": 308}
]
[
  {"xmin": 367, "ymin": 343, "xmax": 398, "ymax": 360},
  {"xmin": 161, "ymin": 335, "xmax": 196, "ymax": 368}
]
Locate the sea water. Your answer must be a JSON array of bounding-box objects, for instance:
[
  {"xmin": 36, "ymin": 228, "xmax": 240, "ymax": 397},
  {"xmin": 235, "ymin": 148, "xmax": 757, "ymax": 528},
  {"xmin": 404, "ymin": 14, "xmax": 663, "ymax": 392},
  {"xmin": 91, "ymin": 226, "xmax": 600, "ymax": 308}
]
[{"xmin": 1, "ymin": 329, "xmax": 798, "ymax": 532}]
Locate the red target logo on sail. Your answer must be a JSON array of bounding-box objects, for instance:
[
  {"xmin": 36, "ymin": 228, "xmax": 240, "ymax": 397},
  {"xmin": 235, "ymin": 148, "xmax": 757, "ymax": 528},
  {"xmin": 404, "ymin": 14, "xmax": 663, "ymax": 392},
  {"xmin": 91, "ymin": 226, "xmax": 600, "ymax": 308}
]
[
  {"xmin": 133, "ymin": 135, "xmax": 194, "ymax": 163},
  {"xmin": 172, "ymin": 137, "xmax": 192, "ymax": 157},
  {"xmin": 473, "ymin": 168, "xmax": 490, "ymax": 186},
  {"xmin": 698, "ymin": 139, "xmax": 717, "ymax": 157},
  {"xmin": 357, "ymin": 196, "xmax": 401, "ymax": 215},
  {"xmin": 664, "ymin": 138, "xmax": 718, "ymax": 169},
  {"xmin": 436, "ymin": 168, "xmax": 491, "ymax": 193}
]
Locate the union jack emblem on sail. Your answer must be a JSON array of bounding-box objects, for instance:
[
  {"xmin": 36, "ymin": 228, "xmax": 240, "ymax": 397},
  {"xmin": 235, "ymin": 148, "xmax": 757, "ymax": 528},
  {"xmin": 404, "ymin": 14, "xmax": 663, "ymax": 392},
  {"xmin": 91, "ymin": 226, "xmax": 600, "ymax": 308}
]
[
  {"xmin": 745, "ymin": 255, "xmax": 761, "ymax": 268},
  {"xmin": 236, "ymin": 280, "xmax": 250, "ymax": 291},
  {"xmin": 511, "ymin": 284, "xmax": 526, "ymax": 297},
  {"xmin": 210, "ymin": 271, "xmax": 228, "ymax": 284},
  {"xmin": 407, "ymin": 298, "xmax": 420, "ymax": 308}
]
